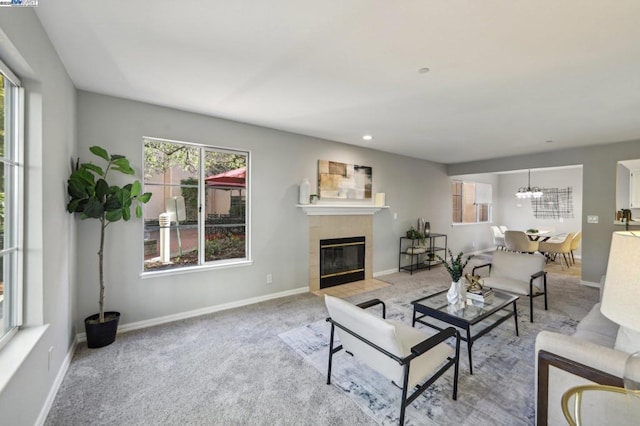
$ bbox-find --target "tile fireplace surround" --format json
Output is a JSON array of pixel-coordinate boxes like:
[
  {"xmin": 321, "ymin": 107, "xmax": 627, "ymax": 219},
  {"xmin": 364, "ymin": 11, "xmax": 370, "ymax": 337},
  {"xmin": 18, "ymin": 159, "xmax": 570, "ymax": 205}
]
[{"xmin": 308, "ymin": 215, "xmax": 373, "ymax": 291}]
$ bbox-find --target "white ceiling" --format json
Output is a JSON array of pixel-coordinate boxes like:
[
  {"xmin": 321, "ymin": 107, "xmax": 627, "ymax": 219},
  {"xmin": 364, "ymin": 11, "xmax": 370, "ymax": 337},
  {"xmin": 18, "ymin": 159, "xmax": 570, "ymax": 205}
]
[{"xmin": 35, "ymin": 1, "xmax": 640, "ymax": 164}]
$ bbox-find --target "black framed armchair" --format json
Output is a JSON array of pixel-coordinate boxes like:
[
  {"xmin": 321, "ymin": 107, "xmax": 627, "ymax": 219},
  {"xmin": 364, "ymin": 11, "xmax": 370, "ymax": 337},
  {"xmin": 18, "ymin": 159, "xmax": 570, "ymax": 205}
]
[{"xmin": 324, "ymin": 295, "xmax": 460, "ymax": 425}]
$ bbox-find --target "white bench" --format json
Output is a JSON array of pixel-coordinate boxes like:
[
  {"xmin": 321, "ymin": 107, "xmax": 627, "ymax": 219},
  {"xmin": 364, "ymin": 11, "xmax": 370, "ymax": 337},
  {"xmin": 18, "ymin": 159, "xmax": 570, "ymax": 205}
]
[
  {"xmin": 324, "ymin": 295, "xmax": 460, "ymax": 425},
  {"xmin": 472, "ymin": 250, "xmax": 547, "ymax": 322}
]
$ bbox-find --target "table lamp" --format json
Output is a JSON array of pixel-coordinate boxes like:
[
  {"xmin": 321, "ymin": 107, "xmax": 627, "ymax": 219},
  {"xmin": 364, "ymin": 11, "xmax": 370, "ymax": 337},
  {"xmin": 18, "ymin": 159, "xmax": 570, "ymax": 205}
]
[{"xmin": 600, "ymin": 231, "xmax": 640, "ymax": 339}]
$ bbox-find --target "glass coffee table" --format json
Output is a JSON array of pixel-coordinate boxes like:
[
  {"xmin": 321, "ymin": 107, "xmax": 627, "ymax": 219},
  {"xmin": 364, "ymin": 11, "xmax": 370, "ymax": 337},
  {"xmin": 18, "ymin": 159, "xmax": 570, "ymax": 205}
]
[{"xmin": 411, "ymin": 289, "xmax": 519, "ymax": 375}]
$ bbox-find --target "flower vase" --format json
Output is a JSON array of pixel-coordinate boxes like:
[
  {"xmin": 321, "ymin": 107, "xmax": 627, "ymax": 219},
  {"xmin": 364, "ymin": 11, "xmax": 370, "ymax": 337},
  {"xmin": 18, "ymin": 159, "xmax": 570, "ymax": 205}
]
[
  {"xmin": 299, "ymin": 178, "xmax": 310, "ymax": 205},
  {"xmin": 447, "ymin": 280, "xmax": 461, "ymax": 305},
  {"xmin": 458, "ymin": 280, "xmax": 467, "ymax": 305}
]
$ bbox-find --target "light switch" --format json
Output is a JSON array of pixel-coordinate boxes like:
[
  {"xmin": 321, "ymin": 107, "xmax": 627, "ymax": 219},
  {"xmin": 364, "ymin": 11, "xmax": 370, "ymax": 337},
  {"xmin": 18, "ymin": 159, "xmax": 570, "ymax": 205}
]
[{"xmin": 587, "ymin": 215, "xmax": 599, "ymax": 224}]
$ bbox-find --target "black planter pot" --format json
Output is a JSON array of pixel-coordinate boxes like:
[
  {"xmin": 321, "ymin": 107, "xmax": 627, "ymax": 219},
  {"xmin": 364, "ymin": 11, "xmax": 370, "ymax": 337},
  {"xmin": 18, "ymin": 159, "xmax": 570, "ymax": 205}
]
[{"xmin": 84, "ymin": 311, "xmax": 120, "ymax": 348}]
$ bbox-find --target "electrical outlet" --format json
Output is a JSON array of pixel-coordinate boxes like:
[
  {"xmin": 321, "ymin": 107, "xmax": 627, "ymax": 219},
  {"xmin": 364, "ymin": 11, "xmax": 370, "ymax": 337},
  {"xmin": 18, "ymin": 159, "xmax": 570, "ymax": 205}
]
[
  {"xmin": 393, "ymin": 212, "xmax": 398, "ymax": 220},
  {"xmin": 587, "ymin": 215, "xmax": 599, "ymax": 224},
  {"xmin": 266, "ymin": 274, "xmax": 272, "ymax": 284},
  {"xmin": 48, "ymin": 346, "xmax": 54, "ymax": 371}
]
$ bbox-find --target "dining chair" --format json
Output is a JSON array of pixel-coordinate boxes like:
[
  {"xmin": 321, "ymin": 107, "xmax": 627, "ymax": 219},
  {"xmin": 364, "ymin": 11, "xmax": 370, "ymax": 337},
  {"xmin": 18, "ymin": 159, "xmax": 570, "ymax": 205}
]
[
  {"xmin": 499, "ymin": 225, "xmax": 508, "ymax": 234},
  {"xmin": 490, "ymin": 226, "xmax": 506, "ymax": 250},
  {"xmin": 504, "ymin": 230, "xmax": 539, "ymax": 253},
  {"xmin": 538, "ymin": 232, "xmax": 575, "ymax": 269},
  {"xmin": 569, "ymin": 231, "xmax": 582, "ymax": 265}
]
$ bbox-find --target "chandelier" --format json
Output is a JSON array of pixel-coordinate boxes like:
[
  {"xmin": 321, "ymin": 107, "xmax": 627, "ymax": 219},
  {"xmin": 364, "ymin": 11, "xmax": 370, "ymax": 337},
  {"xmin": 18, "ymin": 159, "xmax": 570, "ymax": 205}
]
[{"xmin": 515, "ymin": 169, "xmax": 543, "ymax": 199}]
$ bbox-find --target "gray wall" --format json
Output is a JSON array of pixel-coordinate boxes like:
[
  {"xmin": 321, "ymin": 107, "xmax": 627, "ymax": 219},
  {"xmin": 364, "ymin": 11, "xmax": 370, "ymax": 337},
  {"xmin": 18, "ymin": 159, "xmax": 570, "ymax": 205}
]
[
  {"xmin": 0, "ymin": 10, "xmax": 77, "ymax": 425},
  {"xmin": 447, "ymin": 140, "xmax": 640, "ymax": 284},
  {"xmin": 75, "ymin": 91, "xmax": 455, "ymax": 329}
]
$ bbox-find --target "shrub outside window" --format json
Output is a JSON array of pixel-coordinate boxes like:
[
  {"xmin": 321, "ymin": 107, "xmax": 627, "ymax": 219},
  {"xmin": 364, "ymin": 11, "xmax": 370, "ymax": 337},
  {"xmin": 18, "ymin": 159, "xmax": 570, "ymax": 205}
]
[{"xmin": 143, "ymin": 138, "xmax": 249, "ymax": 272}]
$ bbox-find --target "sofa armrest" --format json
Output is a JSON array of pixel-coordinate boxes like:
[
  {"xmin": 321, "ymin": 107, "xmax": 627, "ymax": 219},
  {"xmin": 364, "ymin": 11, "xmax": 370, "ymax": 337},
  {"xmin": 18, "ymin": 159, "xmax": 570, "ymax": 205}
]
[
  {"xmin": 535, "ymin": 331, "xmax": 627, "ymax": 426},
  {"xmin": 356, "ymin": 298, "xmax": 386, "ymax": 318},
  {"xmin": 472, "ymin": 263, "xmax": 492, "ymax": 276},
  {"xmin": 531, "ymin": 270, "xmax": 546, "ymax": 280},
  {"xmin": 411, "ymin": 326, "xmax": 458, "ymax": 357},
  {"xmin": 535, "ymin": 331, "xmax": 628, "ymax": 378}
]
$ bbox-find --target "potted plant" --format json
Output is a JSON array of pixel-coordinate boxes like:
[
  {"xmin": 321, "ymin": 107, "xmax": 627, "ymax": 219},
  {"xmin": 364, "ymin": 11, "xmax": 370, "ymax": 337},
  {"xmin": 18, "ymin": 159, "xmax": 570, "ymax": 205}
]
[
  {"xmin": 67, "ymin": 146, "xmax": 152, "ymax": 348},
  {"xmin": 437, "ymin": 249, "xmax": 472, "ymax": 305},
  {"xmin": 405, "ymin": 226, "xmax": 426, "ymax": 246}
]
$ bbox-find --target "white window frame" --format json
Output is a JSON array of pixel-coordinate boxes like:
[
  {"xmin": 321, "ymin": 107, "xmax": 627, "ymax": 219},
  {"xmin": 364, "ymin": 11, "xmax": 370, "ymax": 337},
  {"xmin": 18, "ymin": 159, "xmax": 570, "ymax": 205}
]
[
  {"xmin": 141, "ymin": 137, "xmax": 251, "ymax": 277},
  {"xmin": 452, "ymin": 180, "xmax": 492, "ymax": 225},
  {"xmin": 0, "ymin": 58, "xmax": 24, "ymax": 351}
]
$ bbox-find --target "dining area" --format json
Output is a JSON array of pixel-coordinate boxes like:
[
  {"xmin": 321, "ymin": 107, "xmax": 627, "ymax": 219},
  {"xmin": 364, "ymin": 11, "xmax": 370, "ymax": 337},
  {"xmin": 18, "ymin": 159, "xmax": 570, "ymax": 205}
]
[{"xmin": 490, "ymin": 225, "xmax": 582, "ymax": 270}]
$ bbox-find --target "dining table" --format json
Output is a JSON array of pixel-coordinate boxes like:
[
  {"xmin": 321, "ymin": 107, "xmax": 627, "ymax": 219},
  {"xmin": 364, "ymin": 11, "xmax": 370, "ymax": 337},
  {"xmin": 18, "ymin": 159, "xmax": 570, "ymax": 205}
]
[{"xmin": 525, "ymin": 230, "xmax": 556, "ymax": 242}]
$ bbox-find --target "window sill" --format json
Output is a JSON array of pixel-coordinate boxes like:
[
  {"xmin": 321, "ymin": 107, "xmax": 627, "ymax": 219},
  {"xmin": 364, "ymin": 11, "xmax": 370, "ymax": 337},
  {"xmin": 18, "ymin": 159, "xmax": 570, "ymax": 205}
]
[
  {"xmin": 451, "ymin": 222, "xmax": 491, "ymax": 227},
  {"xmin": 0, "ymin": 325, "xmax": 49, "ymax": 393},
  {"xmin": 140, "ymin": 259, "xmax": 253, "ymax": 279}
]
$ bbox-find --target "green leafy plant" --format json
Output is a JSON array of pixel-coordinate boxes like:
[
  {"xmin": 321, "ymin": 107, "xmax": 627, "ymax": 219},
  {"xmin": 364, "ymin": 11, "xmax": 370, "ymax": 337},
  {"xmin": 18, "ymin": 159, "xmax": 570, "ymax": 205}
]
[
  {"xmin": 406, "ymin": 227, "xmax": 425, "ymax": 244},
  {"xmin": 526, "ymin": 228, "xmax": 539, "ymax": 234},
  {"xmin": 67, "ymin": 146, "xmax": 152, "ymax": 323},
  {"xmin": 437, "ymin": 249, "xmax": 472, "ymax": 282}
]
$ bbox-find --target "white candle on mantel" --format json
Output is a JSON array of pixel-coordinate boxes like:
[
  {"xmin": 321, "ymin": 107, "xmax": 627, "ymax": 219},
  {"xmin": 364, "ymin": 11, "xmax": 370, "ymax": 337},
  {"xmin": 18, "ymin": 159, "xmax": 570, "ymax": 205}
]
[{"xmin": 375, "ymin": 193, "xmax": 386, "ymax": 207}]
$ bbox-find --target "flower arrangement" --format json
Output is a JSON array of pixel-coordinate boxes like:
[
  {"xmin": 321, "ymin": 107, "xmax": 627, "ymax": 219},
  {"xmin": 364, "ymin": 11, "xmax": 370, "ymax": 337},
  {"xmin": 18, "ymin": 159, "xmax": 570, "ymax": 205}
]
[{"xmin": 437, "ymin": 249, "xmax": 472, "ymax": 282}]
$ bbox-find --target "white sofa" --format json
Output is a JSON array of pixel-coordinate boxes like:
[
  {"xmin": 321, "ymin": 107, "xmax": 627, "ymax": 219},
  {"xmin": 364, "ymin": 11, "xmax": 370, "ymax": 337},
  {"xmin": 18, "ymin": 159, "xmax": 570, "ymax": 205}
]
[{"xmin": 535, "ymin": 294, "xmax": 630, "ymax": 425}]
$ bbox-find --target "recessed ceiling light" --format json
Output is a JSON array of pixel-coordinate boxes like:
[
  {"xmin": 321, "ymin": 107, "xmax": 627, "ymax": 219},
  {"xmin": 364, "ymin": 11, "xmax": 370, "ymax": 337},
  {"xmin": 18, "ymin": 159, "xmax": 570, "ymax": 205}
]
[
  {"xmin": 362, "ymin": 135, "xmax": 373, "ymax": 141},
  {"xmin": 418, "ymin": 67, "xmax": 430, "ymax": 74}
]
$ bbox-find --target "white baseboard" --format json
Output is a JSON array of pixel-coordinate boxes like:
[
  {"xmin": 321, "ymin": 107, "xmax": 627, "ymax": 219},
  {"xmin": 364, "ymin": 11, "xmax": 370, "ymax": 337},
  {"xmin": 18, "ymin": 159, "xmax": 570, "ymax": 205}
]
[
  {"xmin": 373, "ymin": 268, "xmax": 398, "ymax": 277},
  {"xmin": 76, "ymin": 286, "xmax": 310, "ymax": 342},
  {"xmin": 580, "ymin": 280, "xmax": 601, "ymax": 288},
  {"xmin": 36, "ymin": 335, "xmax": 78, "ymax": 426}
]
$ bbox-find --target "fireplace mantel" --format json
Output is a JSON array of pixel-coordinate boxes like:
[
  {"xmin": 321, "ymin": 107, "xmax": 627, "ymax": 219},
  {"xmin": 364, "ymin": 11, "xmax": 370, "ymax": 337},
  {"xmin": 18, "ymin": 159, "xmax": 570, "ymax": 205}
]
[{"xmin": 297, "ymin": 204, "xmax": 388, "ymax": 216}]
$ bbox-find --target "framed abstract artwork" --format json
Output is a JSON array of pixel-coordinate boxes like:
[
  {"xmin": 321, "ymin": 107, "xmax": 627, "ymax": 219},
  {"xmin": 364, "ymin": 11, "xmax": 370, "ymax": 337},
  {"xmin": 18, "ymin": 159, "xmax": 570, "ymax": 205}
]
[
  {"xmin": 531, "ymin": 187, "xmax": 574, "ymax": 219},
  {"xmin": 318, "ymin": 160, "xmax": 372, "ymax": 200}
]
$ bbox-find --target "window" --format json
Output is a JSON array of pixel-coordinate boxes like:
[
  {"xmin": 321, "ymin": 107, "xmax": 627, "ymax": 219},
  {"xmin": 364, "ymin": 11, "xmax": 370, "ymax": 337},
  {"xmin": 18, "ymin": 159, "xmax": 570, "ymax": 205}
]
[
  {"xmin": 0, "ymin": 61, "xmax": 23, "ymax": 348},
  {"xmin": 452, "ymin": 180, "xmax": 492, "ymax": 224},
  {"xmin": 143, "ymin": 138, "xmax": 249, "ymax": 272}
]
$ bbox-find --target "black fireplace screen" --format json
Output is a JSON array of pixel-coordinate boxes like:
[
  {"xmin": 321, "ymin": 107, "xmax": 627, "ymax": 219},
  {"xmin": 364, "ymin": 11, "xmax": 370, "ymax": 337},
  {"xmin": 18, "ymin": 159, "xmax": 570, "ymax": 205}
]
[{"xmin": 319, "ymin": 236, "xmax": 365, "ymax": 288}]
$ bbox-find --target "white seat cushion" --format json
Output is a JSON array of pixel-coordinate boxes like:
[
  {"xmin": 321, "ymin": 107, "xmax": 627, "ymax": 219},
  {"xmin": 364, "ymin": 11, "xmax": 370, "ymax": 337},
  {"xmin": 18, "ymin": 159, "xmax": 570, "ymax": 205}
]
[
  {"xmin": 482, "ymin": 276, "xmax": 541, "ymax": 296},
  {"xmin": 325, "ymin": 295, "xmax": 452, "ymax": 388},
  {"xmin": 614, "ymin": 326, "xmax": 640, "ymax": 354},
  {"xmin": 573, "ymin": 303, "xmax": 618, "ymax": 348},
  {"xmin": 388, "ymin": 320, "xmax": 453, "ymax": 388}
]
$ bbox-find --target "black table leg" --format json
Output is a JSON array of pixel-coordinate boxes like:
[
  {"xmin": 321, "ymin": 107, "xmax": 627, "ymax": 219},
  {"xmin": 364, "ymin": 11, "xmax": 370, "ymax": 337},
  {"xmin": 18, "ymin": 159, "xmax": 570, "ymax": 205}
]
[
  {"xmin": 513, "ymin": 301, "xmax": 519, "ymax": 336},
  {"xmin": 466, "ymin": 325, "xmax": 473, "ymax": 375}
]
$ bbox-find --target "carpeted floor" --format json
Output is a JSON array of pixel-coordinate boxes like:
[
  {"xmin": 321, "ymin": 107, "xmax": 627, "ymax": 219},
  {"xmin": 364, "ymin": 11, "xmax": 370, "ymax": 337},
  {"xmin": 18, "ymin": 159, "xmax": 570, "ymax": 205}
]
[{"xmin": 45, "ymin": 256, "xmax": 598, "ymax": 425}]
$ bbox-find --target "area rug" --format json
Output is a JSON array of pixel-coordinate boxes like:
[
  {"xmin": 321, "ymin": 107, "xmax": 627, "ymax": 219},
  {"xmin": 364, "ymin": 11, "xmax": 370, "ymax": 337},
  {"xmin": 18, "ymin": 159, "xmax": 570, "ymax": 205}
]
[{"xmin": 279, "ymin": 271, "xmax": 599, "ymax": 426}]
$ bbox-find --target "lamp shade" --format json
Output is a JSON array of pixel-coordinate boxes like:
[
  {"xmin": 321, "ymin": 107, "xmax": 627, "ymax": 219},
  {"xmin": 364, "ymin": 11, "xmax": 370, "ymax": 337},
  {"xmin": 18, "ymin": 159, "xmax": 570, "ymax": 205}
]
[{"xmin": 601, "ymin": 231, "xmax": 640, "ymax": 331}]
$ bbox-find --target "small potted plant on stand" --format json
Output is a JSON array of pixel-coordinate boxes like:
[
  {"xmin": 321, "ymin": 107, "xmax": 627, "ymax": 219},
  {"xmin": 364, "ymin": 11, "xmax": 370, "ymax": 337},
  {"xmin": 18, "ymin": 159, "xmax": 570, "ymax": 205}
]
[
  {"xmin": 67, "ymin": 146, "xmax": 152, "ymax": 348},
  {"xmin": 406, "ymin": 226, "xmax": 426, "ymax": 246},
  {"xmin": 437, "ymin": 249, "xmax": 472, "ymax": 306}
]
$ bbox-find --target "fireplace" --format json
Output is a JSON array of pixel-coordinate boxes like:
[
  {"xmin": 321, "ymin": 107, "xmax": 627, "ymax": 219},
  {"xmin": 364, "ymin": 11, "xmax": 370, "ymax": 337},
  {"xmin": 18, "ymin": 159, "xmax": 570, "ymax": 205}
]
[{"xmin": 319, "ymin": 236, "xmax": 365, "ymax": 288}]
